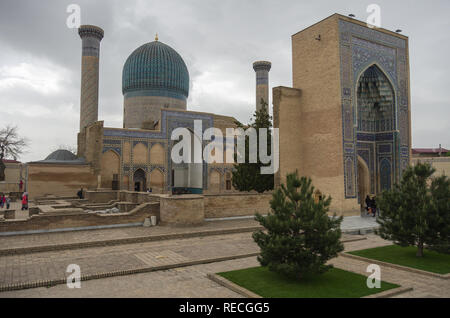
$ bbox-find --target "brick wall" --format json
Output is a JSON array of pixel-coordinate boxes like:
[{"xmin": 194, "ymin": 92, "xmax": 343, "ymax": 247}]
[{"xmin": 203, "ymin": 192, "xmax": 272, "ymax": 218}]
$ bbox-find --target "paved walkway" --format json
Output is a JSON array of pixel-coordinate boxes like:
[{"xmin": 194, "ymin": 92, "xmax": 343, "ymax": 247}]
[
  {"xmin": 0, "ymin": 230, "xmax": 360, "ymax": 288},
  {"xmin": 0, "ymin": 215, "xmax": 378, "ymax": 251},
  {"xmin": 1, "ymin": 234, "xmax": 448, "ymax": 298},
  {"xmin": 340, "ymin": 215, "xmax": 378, "ymax": 232},
  {"xmin": 0, "ymin": 219, "xmax": 260, "ymax": 251}
]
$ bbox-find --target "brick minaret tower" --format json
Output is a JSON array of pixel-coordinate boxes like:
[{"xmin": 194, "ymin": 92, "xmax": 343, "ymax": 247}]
[
  {"xmin": 78, "ymin": 25, "xmax": 104, "ymax": 131},
  {"xmin": 253, "ymin": 61, "xmax": 271, "ymax": 112}
]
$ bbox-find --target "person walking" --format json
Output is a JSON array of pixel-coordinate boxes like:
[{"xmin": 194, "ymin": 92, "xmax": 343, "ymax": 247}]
[
  {"xmin": 0, "ymin": 194, "xmax": 4, "ymax": 208},
  {"xmin": 372, "ymin": 196, "xmax": 377, "ymax": 217},
  {"xmin": 77, "ymin": 187, "xmax": 84, "ymax": 199},
  {"xmin": 6, "ymin": 196, "xmax": 10, "ymax": 210},
  {"xmin": 21, "ymin": 193, "xmax": 28, "ymax": 210},
  {"xmin": 364, "ymin": 195, "xmax": 371, "ymax": 215}
]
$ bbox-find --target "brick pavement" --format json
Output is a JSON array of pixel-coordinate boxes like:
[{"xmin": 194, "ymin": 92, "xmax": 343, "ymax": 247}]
[
  {"xmin": 0, "ymin": 258, "xmax": 253, "ymax": 298},
  {"xmin": 0, "ymin": 227, "xmax": 448, "ymax": 298},
  {"xmin": 0, "ymin": 232, "xmax": 259, "ymax": 287},
  {"xmin": 2, "ymin": 235, "xmax": 449, "ymax": 298},
  {"xmin": 0, "ymin": 216, "xmax": 378, "ymax": 252},
  {"xmin": 0, "ymin": 230, "xmax": 361, "ymax": 290},
  {"xmin": 0, "ymin": 219, "xmax": 260, "ymax": 251}
]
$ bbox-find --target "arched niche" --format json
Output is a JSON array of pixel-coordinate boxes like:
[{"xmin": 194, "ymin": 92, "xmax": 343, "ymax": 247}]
[{"xmin": 100, "ymin": 150, "xmax": 120, "ymax": 189}]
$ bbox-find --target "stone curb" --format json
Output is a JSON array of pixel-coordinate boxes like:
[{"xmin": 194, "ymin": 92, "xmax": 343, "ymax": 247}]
[
  {"xmin": 362, "ymin": 286, "xmax": 414, "ymax": 298},
  {"xmin": 207, "ymin": 272, "xmax": 411, "ymax": 298},
  {"xmin": 0, "ymin": 252, "xmax": 261, "ymax": 293},
  {"xmin": 342, "ymin": 227, "xmax": 378, "ymax": 235},
  {"xmin": 340, "ymin": 252, "xmax": 450, "ymax": 280},
  {"xmin": 207, "ymin": 273, "xmax": 262, "ymax": 298},
  {"xmin": 0, "ymin": 226, "xmax": 264, "ymax": 256}
]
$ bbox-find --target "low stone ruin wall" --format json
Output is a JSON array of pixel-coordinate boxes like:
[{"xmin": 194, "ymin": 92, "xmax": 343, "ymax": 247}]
[
  {"xmin": 85, "ymin": 190, "xmax": 118, "ymax": 203},
  {"xmin": 203, "ymin": 192, "xmax": 272, "ymax": 218},
  {"xmin": 86, "ymin": 190, "xmax": 273, "ymax": 221},
  {"xmin": 0, "ymin": 202, "xmax": 159, "ymax": 234}
]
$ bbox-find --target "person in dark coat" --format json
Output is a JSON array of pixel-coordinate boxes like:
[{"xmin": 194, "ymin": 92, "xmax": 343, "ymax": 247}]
[
  {"xmin": 371, "ymin": 196, "xmax": 377, "ymax": 217},
  {"xmin": 365, "ymin": 195, "xmax": 371, "ymax": 214},
  {"xmin": 77, "ymin": 187, "xmax": 84, "ymax": 199}
]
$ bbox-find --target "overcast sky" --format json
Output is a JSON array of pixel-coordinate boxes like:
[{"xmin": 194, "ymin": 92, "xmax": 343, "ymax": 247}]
[{"xmin": 0, "ymin": 0, "xmax": 449, "ymax": 162}]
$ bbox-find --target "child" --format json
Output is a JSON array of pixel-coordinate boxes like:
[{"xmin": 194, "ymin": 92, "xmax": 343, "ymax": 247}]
[{"xmin": 21, "ymin": 194, "xmax": 28, "ymax": 210}]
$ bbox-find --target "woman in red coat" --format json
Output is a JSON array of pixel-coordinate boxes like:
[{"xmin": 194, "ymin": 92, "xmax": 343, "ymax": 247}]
[{"xmin": 21, "ymin": 194, "xmax": 28, "ymax": 210}]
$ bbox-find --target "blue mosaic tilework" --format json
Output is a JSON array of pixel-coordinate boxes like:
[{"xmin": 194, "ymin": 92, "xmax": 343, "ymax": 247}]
[
  {"xmin": 124, "ymin": 89, "xmax": 187, "ymax": 101},
  {"xmin": 380, "ymin": 158, "xmax": 392, "ymax": 191},
  {"xmin": 102, "ymin": 147, "xmax": 121, "ymax": 155},
  {"xmin": 122, "ymin": 41, "xmax": 189, "ymax": 98},
  {"xmin": 339, "ymin": 19, "xmax": 410, "ymax": 198},
  {"xmin": 103, "ymin": 139, "xmax": 122, "ymax": 145},
  {"xmin": 378, "ymin": 144, "xmax": 392, "ymax": 154}
]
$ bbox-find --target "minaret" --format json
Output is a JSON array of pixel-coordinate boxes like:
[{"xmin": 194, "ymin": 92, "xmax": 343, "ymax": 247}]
[
  {"xmin": 78, "ymin": 25, "xmax": 104, "ymax": 131},
  {"xmin": 253, "ymin": 61, "xmax": 271, "ymax": 112}
]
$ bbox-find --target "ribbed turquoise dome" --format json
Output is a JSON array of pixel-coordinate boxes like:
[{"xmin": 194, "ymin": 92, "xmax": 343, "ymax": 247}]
[{"xmin": 122, "ymin": 40, "xmax": 189, "ymax": 99}]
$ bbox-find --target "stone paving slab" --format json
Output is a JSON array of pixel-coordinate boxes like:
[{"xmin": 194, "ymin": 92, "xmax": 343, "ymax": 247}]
[
  {"xmin": 340, "ymin": 215, "xmax": 378, "ymax": 233},
  {"xmin": 0, "ymin": 216, "xmax": 378, "ymax": 256},
  {"xmin": 0, "ymin": 232, "xmax": 259, "ymax": 288},
  {"xmin": 0, "ymin": 234, "xmax": 448, "ymax": 298},
  {"xmin": 0, "ymin": 219, "xmax": 260, "ymax": 252},
  {"xmin": 0, "ymin": 231, "xmax": 362, "ymax": 290},
  {"xmin": 0, "ymin": 258, "xmax": 251, "ymax": 298}
]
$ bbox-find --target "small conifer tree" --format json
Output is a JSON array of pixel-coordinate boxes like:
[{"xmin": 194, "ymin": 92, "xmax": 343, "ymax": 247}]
[
  {"xmin": 253, "ymin": 171, "xmax": 344, "ymax": 279},
  {"xmin": 232, "ymin": 98, "xmax": 274, "ymax": 193},
  {"xmin": 376, "ymin": 162, "xmax": 450, "ymax": 257}
]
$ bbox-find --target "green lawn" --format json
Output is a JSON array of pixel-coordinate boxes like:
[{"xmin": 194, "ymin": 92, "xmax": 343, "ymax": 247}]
[
  {"xmin": 217, "ymin": 266, "xmax": 399, "ymax": 298},
  {"xmin": 348, "ymin": 245, "xmax": 450, "ymax": 274}
]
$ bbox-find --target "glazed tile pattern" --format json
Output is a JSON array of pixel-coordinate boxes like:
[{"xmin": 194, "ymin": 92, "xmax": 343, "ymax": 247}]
[
  {"xmin": 102, "ymin": 109, "xmax": 216, "ymax": 191},
  {"xmin": 339, "ymin": 20, "xmax": 410, "ymax": 198},
  {"xmin": 122, "ymin": 41, "xmax": 189, "ymax": 100}
]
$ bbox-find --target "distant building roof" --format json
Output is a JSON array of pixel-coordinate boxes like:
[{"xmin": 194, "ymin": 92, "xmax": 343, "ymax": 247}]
[
  {"xmin": 2, "ymin": 159, "xmax": 21, "ymax": 163},
  {"xmin": 412, "ymin": 148, "xmax": 449, "ymax": 154},
  {"xmin": 45, "ymin": 149, "xmax": 77, "ymax": 161},
  {"xmin": 29, "ymin": 149, "xmax": 86, "ymax": 165}
]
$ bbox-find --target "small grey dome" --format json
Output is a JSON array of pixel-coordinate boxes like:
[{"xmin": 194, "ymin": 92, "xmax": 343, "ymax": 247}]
[{"xmin": 45, "ymin": 149, "xmax": 77, "ymax": 161}]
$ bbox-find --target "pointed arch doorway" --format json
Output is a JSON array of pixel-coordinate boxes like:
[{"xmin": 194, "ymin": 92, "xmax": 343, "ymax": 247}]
[{"xmin": 134, "ymin": 168, "xmax": 146, "ymax": 192}]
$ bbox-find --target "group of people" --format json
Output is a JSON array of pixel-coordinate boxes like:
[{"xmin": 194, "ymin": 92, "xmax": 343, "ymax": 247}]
[
  {"xmin": 365, "ymin": 195, "xmax": 377, "ymax": 217},
  {"xmin": 0, "ymin": 192, "xmax": 28, "ymax": 210},
  {"xmin": 0, "ymin": 194, "xmax": 11, "ymax": 210}
]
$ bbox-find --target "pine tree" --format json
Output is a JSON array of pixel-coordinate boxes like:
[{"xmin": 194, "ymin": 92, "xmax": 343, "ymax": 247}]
[
  {"xmin": 232, "ymin": 98, "xmax": 274, "ymax": 193},
  {"xmin": 252, "ymin": 171, "xmax": 344, "ymax": 279},
  {"xmin": 376, "ymin": 162, "xmax": 450, "ymax": 257}
]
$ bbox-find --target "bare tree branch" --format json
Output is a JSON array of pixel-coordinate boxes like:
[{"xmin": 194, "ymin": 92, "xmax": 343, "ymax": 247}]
[
  {"xmin": 51, "ymin": 144, "xmax": 77, "ymax": 155},
  {"xmin": 0, "ymin": 124, "xmax": 29, "ymax": 162}
]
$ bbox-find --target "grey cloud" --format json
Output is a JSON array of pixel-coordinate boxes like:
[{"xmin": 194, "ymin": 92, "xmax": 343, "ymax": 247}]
[{"xmin": 0, "ymin": 0, "xmax": 449, "ymax": 162}]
